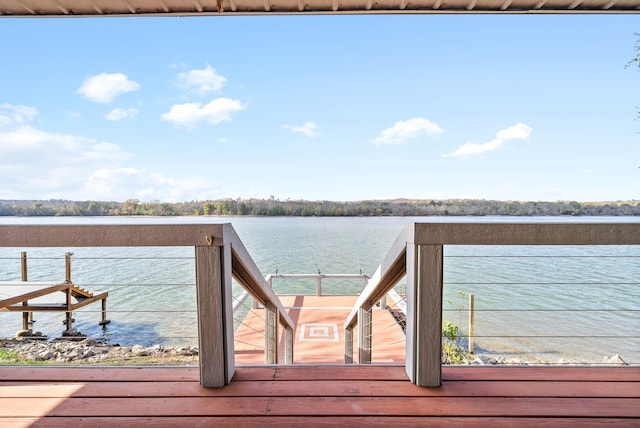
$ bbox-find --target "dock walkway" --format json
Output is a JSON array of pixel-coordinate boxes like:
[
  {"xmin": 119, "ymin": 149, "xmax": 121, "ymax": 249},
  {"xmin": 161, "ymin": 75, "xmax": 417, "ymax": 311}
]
[{"xmin": 234, "ymin": 295, "xmax": 406, "ymax": 364}]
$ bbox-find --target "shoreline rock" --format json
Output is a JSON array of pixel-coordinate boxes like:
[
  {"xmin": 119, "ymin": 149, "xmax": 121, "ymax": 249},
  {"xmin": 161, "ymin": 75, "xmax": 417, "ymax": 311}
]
[
  {"xmin": 0, "ymin": 338, "xmax": 199, "ymax": 365},
  {"xmin": 0, "ymin": 337, "xmax": 632, "ymax": 366}
]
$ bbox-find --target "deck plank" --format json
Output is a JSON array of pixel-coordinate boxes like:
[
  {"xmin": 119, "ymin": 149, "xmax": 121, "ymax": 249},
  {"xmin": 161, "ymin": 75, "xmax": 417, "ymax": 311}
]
[
  {"xmin": 0, "ymin": 367, "xmax": 200, "ymax": 382},
  {"xmin": 1, "ymin": 417, "xmax": 634, "ymax": 428},
  {"xmin": 1, "ymin": 379, "xmax": 637, "ymax": 398},
  {"xmin": 0, "ymin": 397, "xmax": 637, "ymax": 418},
  {"xmin": 0, "ymin": 365, "xmax": 638, "ymax": 425}
]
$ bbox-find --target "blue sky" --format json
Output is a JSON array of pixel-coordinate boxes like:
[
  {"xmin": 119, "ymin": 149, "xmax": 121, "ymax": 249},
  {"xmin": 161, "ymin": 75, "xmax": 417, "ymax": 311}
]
[{"xmin": 1, "ymin": 14, "xmax": 639, "ymax": 203}]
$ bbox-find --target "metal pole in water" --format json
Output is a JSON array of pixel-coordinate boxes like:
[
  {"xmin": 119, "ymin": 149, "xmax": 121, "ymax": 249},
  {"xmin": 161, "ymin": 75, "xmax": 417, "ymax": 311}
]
[
  {"xmin": 21, "ymin": 251, "xmax": 27, "ymax": 281},
  {"xmin": 468, "ymin": 293, "xmax": 475, "ymax": 354},
  {"xmin": 65, "ymin": 252, "xmax": 72, "ymax": 283},
  {"xmin": 21, "ymin": 252, "xmax": 30, "ymax": 331}
]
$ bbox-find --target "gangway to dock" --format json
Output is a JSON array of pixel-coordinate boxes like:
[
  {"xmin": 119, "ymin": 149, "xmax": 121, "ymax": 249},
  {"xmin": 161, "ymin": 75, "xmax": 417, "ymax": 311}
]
[{"xmin": 234, "ymin": 294, "xmax": 406, "ymax": 365}]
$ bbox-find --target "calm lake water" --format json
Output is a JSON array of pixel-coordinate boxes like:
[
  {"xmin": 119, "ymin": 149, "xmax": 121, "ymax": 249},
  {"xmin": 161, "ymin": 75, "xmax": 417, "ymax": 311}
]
[{"xmin": 0, "ymin": 216, "xmax": 638, "ymax": 364}]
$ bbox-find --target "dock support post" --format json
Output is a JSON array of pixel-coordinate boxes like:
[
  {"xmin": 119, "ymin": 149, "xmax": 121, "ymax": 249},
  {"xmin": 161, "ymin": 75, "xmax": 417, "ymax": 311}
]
[
  {"xmin": 21, "ymin": 252, "xmax": 32, "ymax": 331},
  {"xmin": 63, "ymin": 286, "xmax": 74, "ymax": 335},
  {"xmin": 195, "ymin": 243, "xmax": 235, "ymax": 387},
  {"xmin": 65, "ymin": 252, "xmax": 72, "ymax": 283},
  {"xmin": 99, "ymin": 298, "xmax": 110, "ymax": 326},
  {"xmin": 405, "ymin": 244, "xmax": 443, "ymax": 387},
  {"xmin": 358, "ymin": 306, "xmax": 372, "ymax": 364},
  {"xmin": 468, "ymin": 293, "xmax": 475, "ymax": 354}
]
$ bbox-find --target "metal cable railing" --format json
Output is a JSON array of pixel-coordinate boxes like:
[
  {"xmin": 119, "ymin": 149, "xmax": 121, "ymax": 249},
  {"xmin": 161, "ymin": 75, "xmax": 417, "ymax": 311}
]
[
  {"xmin": 362, "ymin": 249, "xmax": 640, "ymax": 366},
  {"xmin": 346, "ymin": 222, "xmax": 640, "ymax": 387},
  {"xmin": 1, "ymin": 222, "xmax": 638, "ymax": 389},
  {"xmin": 0, "ymin": 249, "xmax": 205, "ymax": 367},
  {"xmin": 0, "ymin": 249, "xmax": 205, "ymax": 362},
  {"xmin": 231, "ymin": 290, "xmax": 267, "ymax": 364},
  {"xmin": 439, "ymin": 248, "xmax": 640, "ymax": 366}
]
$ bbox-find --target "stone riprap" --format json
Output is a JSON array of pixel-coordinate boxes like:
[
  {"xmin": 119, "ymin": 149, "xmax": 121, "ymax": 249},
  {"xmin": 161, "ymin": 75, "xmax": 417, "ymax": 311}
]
[{"xmin": 0, "ymin": 338, "xmax": 199, "ymax": 365}]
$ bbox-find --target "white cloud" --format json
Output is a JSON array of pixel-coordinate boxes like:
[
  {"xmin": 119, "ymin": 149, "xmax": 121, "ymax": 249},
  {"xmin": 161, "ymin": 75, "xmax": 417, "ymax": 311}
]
[
  {"xmin": 373, "ymin": 118, "xmax": 444, "ymax": 145},
  {"xmin": 82, "ymin": 169, "xmax": 221, "ymax": 202},
  {"xmin": 0, "ymin": 103, "xmax": 38, "ymax": 127},
  {"xmin": 445, "ymin": 123, "xmax": 533, "ymax": 159},
  {"xmin": 77, "ymin": 72, "xmax": 141, "ymax": 103},
  {"xmin": 82, "ymin": 142, "xmax": 132, "ymax": 162},
  {"xmin": 0, "ymin": 125, "xmax": 84, "ymax": 153},
  {"xmin": 177, "ymin": 64, "xmax": 226, "ymax": 96},
  {"xmin": 161, "ymin": 98, "xmax": 245, "ymax": 129},
  {"xmin": 105, "ymin": 107, "xmax": 138, "ymax": 121},
  {"xmin": 0, "ymin": 104, "xmax": 222, "ymax": 201},
  {"xmin": 283, "ymin": 121, "xmax": 318, "ymax": 138}
]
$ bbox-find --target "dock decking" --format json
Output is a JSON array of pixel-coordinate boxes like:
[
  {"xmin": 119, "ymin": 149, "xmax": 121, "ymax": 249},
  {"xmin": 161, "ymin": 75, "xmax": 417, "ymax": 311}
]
[
  {"xmin": 234, "ymin": 295, "xmax": 406, "ymax": 364},
  {"xmin": 1, "ymin": 365, "xmax": 638, "ymax": 427}
]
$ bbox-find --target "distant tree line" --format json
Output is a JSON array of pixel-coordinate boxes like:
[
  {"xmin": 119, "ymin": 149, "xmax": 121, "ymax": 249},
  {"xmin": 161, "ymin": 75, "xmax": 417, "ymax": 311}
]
[{"xmin": 1, "ymin": 198, "xmax": 639, "ymax": 217}]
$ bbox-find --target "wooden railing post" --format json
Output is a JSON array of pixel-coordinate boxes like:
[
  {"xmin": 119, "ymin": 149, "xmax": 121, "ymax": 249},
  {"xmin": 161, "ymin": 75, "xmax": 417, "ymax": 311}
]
[
  {"xmin": 405, "ymin": 243, "xmax": 443, "ymax": 387},
  {"xmin": 195, "ymin": 242, "xmax": 235, "ymax": 387},
  {"xmin": 265, "ymin": 301, "xmax": 279, "ymax": 364},
  {"xmin": 344, "ymin": 326, "xmax": 354, "ymax": 364},
  {"xmin": 358, "ymin": 306, "xmax": 372, "ymax": 364},
  {"xmin": 285, "ymin": 325, "xmax": 294, "ymax": 364}
]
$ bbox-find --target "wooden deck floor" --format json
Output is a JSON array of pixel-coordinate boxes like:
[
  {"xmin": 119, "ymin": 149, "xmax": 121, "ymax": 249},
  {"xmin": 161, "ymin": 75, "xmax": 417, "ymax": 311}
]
[
  {"xmin": 0, "ymin": 365, "xmax": 638, "ymax": 426},
  {"xmin": 234, "ymin": 295, "xmax": 406, "ymax": 364}
]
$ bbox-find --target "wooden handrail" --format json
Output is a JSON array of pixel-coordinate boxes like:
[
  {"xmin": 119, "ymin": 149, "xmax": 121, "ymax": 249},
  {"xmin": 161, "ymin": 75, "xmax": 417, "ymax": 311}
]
[
  {"xmin": 0, "ymin": 223, "xmax": 294, "ymax": 386},
  {"xmin": 345, "ymin": 221, "xmax": 640, "ymax": 388},
  {"xmin": 223, "ymin": 225, "xmax": 295, "ymax": 365},
  {"xmin": 343, "ymin": 222, "xmax": 412, "ymax": 330},
  {"xmin": 343, "ymin": 223, "xmax": 411, "ymax": 365},
  {"xmin": 224, "ymin": 225, "xmax": 295, "ymax": 330}
]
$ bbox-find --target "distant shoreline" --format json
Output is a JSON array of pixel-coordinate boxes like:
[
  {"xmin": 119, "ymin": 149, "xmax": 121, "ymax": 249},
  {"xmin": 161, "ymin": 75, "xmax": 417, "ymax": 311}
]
[{"xmin": 1, "ymin": 198, "xmax": 638, "ymax": 217}]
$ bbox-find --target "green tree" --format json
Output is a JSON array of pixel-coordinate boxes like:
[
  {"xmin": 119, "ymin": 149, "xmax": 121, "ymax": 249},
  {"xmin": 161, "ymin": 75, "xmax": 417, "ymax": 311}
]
[{"xmin": 627, "ymin": 33, "xmax": 640, "ymax": 119}]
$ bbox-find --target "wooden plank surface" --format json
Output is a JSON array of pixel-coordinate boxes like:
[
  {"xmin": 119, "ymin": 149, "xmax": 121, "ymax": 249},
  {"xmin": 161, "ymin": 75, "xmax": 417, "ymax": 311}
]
[
  {"xmin": 0, "ymin": 365, "xmax": 638, "ymax": 425},
  {"xmin": 234, "ymin": 295, "xmax": 406, "ymax": 365},
  {"xmin": 1, "ymin": 380, "xmax": 638, "ymax": 398},
  {"xmin": 1, "ymin": 417, "xmax": 635, "ymax": 428},
  {"xmin": 1, "ymin": 396, "xmax": 638, "ymax": 418}
]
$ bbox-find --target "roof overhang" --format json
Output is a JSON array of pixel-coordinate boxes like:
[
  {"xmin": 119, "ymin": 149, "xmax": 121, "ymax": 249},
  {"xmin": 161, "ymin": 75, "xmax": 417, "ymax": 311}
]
[{"xmin": 1, "ymin": 0, "xmax": 639, "ymax": 16}]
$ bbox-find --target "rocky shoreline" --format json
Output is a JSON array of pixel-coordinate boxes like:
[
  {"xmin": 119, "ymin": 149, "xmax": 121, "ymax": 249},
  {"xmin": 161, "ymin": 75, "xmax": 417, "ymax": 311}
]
[
  {"xmin": 0, "ymin": 338, "xmax": 199, "ymax": 365},
  {"xmin": 0, "ymin": 337, "xmax": 630, "ymax": 366}
]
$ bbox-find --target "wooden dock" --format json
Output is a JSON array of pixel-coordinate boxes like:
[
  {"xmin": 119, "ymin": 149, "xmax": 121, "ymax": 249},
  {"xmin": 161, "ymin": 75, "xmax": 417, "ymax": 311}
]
[
  {"xmin": 234, "ymin": 295, "xmax": 406, "ymax": 365},
  {"xmin": 1, "ymin": 365, "xmax": 638, "ymax": 426},
  {"xmin": 0, "ymin": 281, "xmax": 109, "ymax": 336}
]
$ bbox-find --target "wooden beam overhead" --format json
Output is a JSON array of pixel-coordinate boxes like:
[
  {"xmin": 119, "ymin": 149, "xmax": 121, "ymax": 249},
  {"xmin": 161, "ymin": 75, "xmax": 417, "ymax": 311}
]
[{"xmin": 1, "ymin": 0, "xmax": 639, "ymax": 15}]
